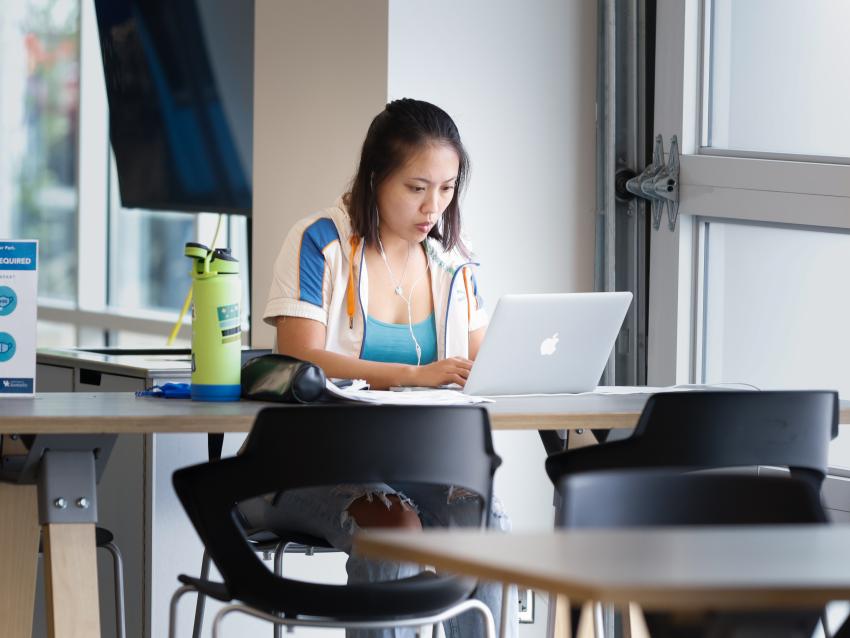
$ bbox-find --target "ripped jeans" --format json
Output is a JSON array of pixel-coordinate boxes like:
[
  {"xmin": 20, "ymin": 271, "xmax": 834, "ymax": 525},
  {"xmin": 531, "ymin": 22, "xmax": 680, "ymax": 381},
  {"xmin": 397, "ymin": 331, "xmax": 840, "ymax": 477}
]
[{"xmin": 242, "ymin": 483, "xmax": 519, "ymax": 638}]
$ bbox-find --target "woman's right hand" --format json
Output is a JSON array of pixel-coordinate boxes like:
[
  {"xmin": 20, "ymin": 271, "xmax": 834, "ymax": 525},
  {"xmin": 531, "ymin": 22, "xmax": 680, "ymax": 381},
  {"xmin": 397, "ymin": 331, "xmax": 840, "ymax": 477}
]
[{"xmin": 411, "ymin": 357, "xmax": 474, "ymax": 388}]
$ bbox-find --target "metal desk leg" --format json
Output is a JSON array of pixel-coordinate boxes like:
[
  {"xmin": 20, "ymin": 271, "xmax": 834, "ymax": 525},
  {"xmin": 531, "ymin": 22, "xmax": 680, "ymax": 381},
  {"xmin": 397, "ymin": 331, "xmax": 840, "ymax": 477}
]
[
  {"xmin": 0, "ymin": 482, "xmax": 40, "ymax": 638},
  {"xmin": 538, "ymin": 429, "xmax": 569, "ymax": 456},
  {"xmin": 38, "ymin": 450, "xmax": 102, "ymax": 638}
]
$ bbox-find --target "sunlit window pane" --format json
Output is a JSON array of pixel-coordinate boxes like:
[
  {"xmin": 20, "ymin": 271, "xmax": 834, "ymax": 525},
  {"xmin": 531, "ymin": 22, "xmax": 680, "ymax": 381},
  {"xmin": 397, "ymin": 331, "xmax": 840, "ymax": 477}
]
[
  {"xmin": 703, "ymin": 221, "xmax": 850, "ymax": 397},
  {"xmin": 109, "ymin": 211, "xmax": 195, "ymax": 314},
  {"xmin": 1, "ymin": 0, "xmax": 79, "ymax": 300},
  {"xmin": 36, "ymin": 319, "xmax": 76, "ymax": 348},
  {"xmin": 107, "ymin": 154, "xmax": 250, "ymax": 335},
  {"xmin": 706, "ymin": 0, "xmax": 850, "ymax": 158},
  {"xmin": 108, "ymin": 330, "xmax": 190, "ymax": 349}
]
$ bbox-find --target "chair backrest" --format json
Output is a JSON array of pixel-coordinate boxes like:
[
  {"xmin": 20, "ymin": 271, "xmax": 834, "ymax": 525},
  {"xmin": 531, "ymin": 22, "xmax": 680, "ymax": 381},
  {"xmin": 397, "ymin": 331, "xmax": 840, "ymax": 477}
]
[
  {"xmin": 239, "ymin": 404, "xmax": 500, "ymax": 493},
  {"xmin": 557, "ymin": 469, "xmax": 828, "ymax": 528},
  {"xmin": 172, "ymin": 405, "xmax": 500, "ymax": 616},
  {"xmin": 546, "ymin": 390, "xmax": 838, "ymax": 489},
  {"xmin": 557, "ymin": 469, "xmax": 828, "ymax": 637}
]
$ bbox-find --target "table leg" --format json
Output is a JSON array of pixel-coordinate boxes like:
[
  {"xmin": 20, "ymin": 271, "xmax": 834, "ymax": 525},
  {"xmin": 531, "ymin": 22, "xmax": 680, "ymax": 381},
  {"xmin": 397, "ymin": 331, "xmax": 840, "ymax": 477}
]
[
  {"xmin": 549, "ymin": 594, "xmax": 572, "ymax": 637},
  {"xmin": 0, "ymin": 483, "xmax": 40, "ymax": 638},
  {"xmin": 43, "ymin": 523, "xmax": 101, "ymax": 638},
  {"xmin": 548, "ymin": 429, "xmax": 600, "ymax": 638},
  {"xmin": 624, "ymin": 603, "xmax": 650, "ymax": 638}
]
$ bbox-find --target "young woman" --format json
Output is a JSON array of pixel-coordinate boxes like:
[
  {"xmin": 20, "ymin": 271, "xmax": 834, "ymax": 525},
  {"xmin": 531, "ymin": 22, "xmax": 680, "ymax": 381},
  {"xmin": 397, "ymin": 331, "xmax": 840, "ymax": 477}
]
[{"xmin": 258, "ymin": 98, "xmax": 517, "ymax": 638}]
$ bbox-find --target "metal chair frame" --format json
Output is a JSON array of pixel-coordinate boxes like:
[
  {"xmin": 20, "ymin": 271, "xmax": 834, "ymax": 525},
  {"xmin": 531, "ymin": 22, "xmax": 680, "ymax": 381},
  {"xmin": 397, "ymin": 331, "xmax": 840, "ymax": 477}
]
[
  {"xmin": 171, "ymin": 584, "xmax": 495, "ymax": 638},
  {"xmin": 99, "ymin": 538, "xmax": 127, "ymax": 638},
  {"xmin": 191, "ymin": 538, "xmax": 338, "ymax": 638}
]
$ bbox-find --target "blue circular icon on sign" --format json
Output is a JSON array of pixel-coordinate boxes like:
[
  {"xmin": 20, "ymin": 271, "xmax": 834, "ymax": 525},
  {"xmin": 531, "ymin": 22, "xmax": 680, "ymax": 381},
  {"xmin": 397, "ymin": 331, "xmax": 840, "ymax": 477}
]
[
  {"xmin": 0, "ymin": 332, "xmax": 15, "ymax": 362},
  {"xmin": 0, "ymin": 286, "xmax": 16, "ymax": 316}
]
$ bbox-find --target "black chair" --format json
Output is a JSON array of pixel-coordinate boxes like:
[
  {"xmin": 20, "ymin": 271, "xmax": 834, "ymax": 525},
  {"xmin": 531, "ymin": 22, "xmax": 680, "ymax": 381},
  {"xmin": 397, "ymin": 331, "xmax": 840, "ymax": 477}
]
[
  {"xmin": 559, "ymin": 469, "xmax": 828, "ymax": 528},
  {"xmin": 545, "ymin": 390, "xmax": 838, "ymax": 638},
  {"xmin": 545, "ymin": 390, "xmax": 839, "ymax": 492},
  {"xmin": 557, "ymin": 469, "xmax": 829, "ymax": 638},
  {"xmin": 168, "ymin": 404, "xmax": 502, "ymax": 638}
]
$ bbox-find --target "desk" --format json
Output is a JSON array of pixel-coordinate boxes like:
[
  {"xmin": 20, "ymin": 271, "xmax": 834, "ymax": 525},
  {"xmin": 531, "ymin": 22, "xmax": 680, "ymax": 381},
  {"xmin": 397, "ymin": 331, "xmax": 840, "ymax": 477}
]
[
  {"xmin": 0, "ymin": 391, "xmax": 648, "ymax": 638},
  {"xmin": 3, "ymin": 392, "xmax": 849, "ymax": 638},
  {"xmin": 5, "ymin": 391, "xmax": 849, "ymax": 434},
  {"xmin": 355, "ymin": 525, "xmax": 850, "ymax": 611},
  {"xmin": 0, "ymin": 390, "xmax": 663, "ymax": 434}
]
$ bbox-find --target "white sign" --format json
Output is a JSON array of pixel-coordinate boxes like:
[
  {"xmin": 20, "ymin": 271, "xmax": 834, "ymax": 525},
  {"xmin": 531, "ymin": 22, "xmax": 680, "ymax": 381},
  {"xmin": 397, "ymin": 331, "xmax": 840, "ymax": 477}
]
[{"xmin": 0, "ymin": 240, "xmax": 37, "ymax": 396}]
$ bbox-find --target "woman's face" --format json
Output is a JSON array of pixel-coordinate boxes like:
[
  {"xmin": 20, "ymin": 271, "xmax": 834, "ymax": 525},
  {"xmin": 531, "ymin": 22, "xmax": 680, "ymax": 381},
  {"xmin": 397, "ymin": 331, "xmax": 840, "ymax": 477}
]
[{"xmin": 375, "ymin": 142, "xmax": 460, "ymax": 244}]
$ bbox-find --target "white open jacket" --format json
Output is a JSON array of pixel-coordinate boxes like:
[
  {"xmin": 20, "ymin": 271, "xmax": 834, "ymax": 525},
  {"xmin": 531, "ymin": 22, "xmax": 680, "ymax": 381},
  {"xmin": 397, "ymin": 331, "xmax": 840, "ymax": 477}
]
[{"xmin": 263, "ymin": 199, "xmax": 488, "ymax": 360}]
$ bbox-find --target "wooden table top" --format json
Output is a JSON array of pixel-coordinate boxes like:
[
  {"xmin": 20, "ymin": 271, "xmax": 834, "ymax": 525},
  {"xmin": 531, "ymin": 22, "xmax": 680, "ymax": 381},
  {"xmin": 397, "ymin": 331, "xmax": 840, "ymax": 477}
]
[
  {"xmin": 355, "ymin": 525, "xmax": 850, "ymax": 611},
  {"xmin": 0, "ymin": 391, "xmax": 657, "ymax": 434},
  {"xmin": 1, "ymin": 391, "xmax": 847, "ymax": 435}
]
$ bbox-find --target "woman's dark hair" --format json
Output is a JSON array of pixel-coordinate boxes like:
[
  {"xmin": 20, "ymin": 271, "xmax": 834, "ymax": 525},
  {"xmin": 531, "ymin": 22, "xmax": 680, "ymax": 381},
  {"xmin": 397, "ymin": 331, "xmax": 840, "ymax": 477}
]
[{"xmin": 346, "ymin": 98, "xmax": 470, "ymax": 255}]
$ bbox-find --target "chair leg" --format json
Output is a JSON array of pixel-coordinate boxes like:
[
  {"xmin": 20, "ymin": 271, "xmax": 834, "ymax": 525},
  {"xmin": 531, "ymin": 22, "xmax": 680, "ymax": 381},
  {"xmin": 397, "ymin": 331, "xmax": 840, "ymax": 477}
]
[
  {"xmin": 192, "ymin": 550, "xmax": 212, "ymax": 638},
  {"xmin": 169, "ymin": 585, "xmax": 197, "ymax": 638},
  {"xmin": 273, "ymin": 541, "xmax": 286, "ymax": 577},
  {"xmin": 593, "ymin": 601, "xmax": 605, "ymax": 638},
  {"xmin": 272, "ymin": 540, "xmax": 286, "ymax": 638},
  {"xmin": 101, "ymin": 541, "xmax": 127, "ymax": 638},
  {"xmin": 211, "ymin": 598, "xmax": 496, "ymax": 638}
]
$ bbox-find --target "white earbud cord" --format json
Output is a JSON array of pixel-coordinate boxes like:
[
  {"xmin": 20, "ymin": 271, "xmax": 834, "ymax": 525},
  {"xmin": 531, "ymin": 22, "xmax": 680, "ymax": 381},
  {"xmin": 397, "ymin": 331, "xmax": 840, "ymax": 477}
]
[{"xmin": 377, "ymin": 234, "xmax": 430, "ymax": 366}]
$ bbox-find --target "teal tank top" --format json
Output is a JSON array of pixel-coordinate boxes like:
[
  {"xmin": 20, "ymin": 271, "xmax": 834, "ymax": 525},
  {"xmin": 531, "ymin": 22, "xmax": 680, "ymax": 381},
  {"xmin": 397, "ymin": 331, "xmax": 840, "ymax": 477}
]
[{"xmin": 361, "ymin": 313, "xmax": 438, "ymax": 365}]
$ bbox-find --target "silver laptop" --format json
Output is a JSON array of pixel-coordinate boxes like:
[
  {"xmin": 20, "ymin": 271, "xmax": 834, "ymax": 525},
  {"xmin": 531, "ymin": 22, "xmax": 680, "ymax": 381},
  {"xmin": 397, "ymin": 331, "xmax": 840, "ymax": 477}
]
[{"xmin": 463, "ymin": 292, "xmax": 633, "ymax": 396}]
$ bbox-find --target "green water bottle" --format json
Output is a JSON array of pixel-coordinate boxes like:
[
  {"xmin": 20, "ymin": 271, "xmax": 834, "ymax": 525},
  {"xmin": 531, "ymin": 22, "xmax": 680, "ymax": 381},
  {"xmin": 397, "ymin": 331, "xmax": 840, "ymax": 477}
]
[{"xmin": 185, "ymin": 242, "xmax": 241, "ymax": 401}]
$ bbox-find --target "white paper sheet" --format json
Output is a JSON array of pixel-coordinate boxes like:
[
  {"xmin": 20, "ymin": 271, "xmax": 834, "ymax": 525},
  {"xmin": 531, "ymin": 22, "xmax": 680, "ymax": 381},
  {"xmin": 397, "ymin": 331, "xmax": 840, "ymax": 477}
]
[
  {"xmin": 479, "ymin": 382, "xmax": 760, "ymax": 398},
  {"xmin": 324, "ymin": 381, "xmax": 759, "ymax": 403},
  {"xmin": 325, "ymin": 382, "xmax": 492, "ymax": 405}
]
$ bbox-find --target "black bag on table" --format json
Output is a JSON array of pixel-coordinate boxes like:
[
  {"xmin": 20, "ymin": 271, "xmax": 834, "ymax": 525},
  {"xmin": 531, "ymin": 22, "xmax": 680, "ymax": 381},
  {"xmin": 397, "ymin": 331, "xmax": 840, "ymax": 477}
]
[{"xmin": 240, "ymin": 354, "xmax": 326, "ymax": 403}]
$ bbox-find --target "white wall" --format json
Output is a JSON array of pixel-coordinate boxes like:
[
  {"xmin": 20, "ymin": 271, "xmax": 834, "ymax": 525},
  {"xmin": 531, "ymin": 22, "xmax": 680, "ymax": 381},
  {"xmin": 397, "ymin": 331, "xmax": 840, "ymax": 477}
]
[
  {"xmin": 251, "ymin": 0, "xmax": 389, "ymax": 346},
  {"xmin": 388, "ymin": 1, "xmax": 596, "ymax": 304}
]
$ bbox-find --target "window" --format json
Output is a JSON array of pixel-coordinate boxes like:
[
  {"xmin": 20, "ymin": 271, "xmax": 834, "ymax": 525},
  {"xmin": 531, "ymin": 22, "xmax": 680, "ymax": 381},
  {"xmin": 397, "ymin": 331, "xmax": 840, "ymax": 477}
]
[
  {"xmin": 1, "ymin": 0, "xmax": 79, "ymax": 302},
  {"xmin": 2, "ymin": 0, "xmax": 250, "ymax": 349},
  {"xmin": 648, "ymin": 0, "xmax": 850, "ymax": 388},
  {"xmin": 705, "ymin": 0, "xmax": 850, "ymax": 159},
  {"xmin": 701, "ymin": 220, "xmax": 850, "ymax": 398}
]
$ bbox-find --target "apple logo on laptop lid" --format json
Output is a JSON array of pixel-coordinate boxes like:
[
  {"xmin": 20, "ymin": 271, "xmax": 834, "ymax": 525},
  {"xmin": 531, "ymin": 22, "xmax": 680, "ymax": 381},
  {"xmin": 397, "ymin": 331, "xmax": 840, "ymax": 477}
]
[{"xmin": 539, "ymin": 332, "xmax": 559, "ymax": 356}]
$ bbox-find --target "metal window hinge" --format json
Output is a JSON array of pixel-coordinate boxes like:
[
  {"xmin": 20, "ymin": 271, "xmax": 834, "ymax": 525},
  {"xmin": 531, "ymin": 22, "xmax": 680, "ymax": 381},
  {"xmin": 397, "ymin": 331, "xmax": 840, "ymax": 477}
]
[{"xmin": 625, "ymin": 134, "xmax": 681, "ymax": 231}]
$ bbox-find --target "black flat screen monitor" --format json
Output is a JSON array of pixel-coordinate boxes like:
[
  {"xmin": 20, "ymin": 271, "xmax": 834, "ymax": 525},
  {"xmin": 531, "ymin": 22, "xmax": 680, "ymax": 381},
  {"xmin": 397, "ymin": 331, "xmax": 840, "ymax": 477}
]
[{"xmin": 93, "ymin": 0, "xmax": 253, "ymax": 215}]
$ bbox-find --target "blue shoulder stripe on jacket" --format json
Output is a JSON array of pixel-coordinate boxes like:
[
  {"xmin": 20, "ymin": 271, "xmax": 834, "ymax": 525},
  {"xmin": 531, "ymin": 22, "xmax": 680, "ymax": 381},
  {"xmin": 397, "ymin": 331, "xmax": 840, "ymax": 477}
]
[
  {"xmin": 470, "ymin": 271, "xmax": 484, "ymax": 309},
  {"xmin": 299, "ymin": 218, "xmax": 340, "ymax": 306}
]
